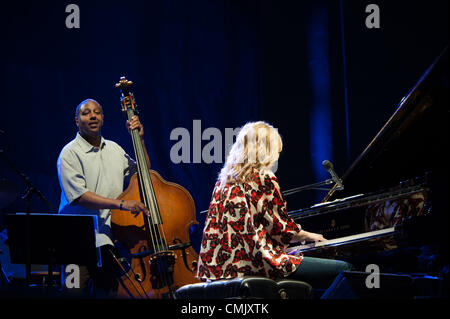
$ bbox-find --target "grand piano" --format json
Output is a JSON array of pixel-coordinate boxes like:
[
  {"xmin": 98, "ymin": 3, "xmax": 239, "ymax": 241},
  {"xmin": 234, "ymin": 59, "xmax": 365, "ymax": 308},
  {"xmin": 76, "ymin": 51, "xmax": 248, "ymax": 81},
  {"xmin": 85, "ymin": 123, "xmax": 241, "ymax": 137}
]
[{"xmin": 288, "ymin": 47, "xmax": 449, "ymax": 275}]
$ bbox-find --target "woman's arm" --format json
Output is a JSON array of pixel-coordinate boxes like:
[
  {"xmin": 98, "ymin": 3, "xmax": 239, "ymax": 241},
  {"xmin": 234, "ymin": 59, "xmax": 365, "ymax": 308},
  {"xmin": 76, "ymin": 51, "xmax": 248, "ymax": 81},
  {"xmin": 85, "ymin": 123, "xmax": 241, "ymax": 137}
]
[{"xmin": 291, "ymin": 229, "xmax": 326, "ymax": 243}]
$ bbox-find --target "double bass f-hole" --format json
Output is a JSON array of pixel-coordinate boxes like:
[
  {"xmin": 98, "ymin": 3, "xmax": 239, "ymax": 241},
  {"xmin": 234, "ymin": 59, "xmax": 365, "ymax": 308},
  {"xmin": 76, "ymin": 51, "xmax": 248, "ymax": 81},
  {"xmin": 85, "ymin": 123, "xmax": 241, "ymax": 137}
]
[
  {"xmin": 136, "ymin": 246, "xmax": 148, "ymax": 282},
  {"xmin": 170, "ymin": 238, "xmax": 195, "ymax": 272}
]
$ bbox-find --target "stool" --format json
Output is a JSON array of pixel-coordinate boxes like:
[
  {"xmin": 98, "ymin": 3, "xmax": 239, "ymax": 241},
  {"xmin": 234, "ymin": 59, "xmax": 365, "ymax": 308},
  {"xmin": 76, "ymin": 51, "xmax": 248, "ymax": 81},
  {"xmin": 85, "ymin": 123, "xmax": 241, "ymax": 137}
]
[{"xmin": 174, "ymin": 276, "xmax": 313, "ymax": 299}]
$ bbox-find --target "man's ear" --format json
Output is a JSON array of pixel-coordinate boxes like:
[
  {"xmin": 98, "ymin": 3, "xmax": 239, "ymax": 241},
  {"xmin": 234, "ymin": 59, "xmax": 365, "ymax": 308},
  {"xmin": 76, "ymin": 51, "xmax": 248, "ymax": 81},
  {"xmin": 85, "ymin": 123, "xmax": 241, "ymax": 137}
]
[{"xmin": 75, "ymin": 116, "xmax": 79, "ymax": 127}]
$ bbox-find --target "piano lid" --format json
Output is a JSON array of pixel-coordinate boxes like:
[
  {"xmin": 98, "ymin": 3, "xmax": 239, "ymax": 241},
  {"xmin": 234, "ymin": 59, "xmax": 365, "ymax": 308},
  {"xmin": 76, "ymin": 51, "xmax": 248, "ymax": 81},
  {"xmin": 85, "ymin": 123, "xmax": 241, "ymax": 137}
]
[{"xmin": 324, "ymin": 47, "xmax": 449, "ymax": 202}]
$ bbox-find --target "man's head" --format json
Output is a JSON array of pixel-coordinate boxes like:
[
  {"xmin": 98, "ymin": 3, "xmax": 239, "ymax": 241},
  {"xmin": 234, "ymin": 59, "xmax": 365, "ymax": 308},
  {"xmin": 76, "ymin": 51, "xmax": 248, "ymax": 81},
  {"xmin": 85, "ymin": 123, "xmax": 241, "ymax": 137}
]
[{"xmin": 75, "ymin": 99, "xmax": 104, "ymax": 138}]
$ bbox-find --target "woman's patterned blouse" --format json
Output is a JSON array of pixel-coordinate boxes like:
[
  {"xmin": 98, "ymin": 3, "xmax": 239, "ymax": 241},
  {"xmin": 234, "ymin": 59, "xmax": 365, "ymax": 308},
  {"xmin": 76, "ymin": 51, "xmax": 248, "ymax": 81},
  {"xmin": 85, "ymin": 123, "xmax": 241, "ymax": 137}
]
[{"xmin": 197, "ymin": 170, "xmax": 303, "ymax": 281}]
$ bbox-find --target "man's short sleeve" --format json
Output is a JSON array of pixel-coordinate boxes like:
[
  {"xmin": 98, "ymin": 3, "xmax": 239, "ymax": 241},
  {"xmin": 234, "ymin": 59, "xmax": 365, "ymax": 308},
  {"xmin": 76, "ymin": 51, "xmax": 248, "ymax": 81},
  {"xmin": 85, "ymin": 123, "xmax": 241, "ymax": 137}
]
[
  {"xmin": 106, "ymin": 141, "xmax": 137, "ymax": 178},
  {"xmin": 123, "ymin": 152, "xmax": 137, "ymax": 178},
  {"xmin": 57, "ymin": 150, "xmax": 89, "ymax": 204}
]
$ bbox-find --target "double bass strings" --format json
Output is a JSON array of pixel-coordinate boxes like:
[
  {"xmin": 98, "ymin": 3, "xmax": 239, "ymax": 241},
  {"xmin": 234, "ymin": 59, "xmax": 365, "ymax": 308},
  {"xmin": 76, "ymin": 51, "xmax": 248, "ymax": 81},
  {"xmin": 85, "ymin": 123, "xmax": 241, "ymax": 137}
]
[
  {"xmin": 127, "ymin": 110, "xmax": 160, "ymax": 251},
  {"xmin": 129, "ymin": 111, "xmax": 170, "ymax": 293},
  {"xmin": 128, "ymin": 108, "xmax": 173, "ymax": 295},
  {"xmin": 132, "ymin": 115, "xmax": 170, "ymax": 251}
]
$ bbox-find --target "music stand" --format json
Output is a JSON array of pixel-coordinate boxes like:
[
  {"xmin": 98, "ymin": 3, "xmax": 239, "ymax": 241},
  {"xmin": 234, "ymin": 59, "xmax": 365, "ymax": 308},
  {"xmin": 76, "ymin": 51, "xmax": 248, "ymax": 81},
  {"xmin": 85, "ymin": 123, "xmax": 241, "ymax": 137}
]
[{"xmin": 5, "ymin": 213, "xmax": 101, "ymax": 288}]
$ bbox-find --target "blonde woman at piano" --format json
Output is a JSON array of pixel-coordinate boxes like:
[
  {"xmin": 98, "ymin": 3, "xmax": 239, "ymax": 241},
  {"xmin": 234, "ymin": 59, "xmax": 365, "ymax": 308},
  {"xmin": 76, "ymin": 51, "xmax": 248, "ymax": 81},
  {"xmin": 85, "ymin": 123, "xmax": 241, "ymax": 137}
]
[{"xmin": 196, "ymin": 121, "xmax": 353, "ymax": 293}]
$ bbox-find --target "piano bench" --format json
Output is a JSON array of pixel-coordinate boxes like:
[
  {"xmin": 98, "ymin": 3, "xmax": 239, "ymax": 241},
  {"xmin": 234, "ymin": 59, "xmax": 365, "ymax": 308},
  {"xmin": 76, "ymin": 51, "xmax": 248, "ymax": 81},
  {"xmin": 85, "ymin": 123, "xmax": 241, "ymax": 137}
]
[{"xmin": 174, "ymin": 276, "xmax": 313, "ymax": 299}]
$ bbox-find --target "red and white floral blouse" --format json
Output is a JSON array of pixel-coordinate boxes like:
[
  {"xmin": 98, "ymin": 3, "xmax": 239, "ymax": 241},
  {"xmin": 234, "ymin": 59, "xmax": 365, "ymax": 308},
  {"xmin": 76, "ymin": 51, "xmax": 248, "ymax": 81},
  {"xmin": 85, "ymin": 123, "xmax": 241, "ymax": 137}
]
[{"xmin": 196, "ymin": 169, "xmax": 303, "ymax": 281}]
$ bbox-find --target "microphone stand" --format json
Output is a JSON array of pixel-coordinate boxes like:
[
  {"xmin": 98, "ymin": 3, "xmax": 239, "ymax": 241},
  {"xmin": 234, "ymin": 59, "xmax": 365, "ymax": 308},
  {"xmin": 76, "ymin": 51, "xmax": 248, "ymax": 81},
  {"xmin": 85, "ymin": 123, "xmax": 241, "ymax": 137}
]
[
  {"xmin": 198, "ymin": 179, "xmax": 339, "ymax": 214},
  {"xmin": 0, "ymin": 149, "xmax": 54, "ymax": 287},
  {"xmin": 282, "ymin": 179, "xmax": 334, "ymax": 196}
]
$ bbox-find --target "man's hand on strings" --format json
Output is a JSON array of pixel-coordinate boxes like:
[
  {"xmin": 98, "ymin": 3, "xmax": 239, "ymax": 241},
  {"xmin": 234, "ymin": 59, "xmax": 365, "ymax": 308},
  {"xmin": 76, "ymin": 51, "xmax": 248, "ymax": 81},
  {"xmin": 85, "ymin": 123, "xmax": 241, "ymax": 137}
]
[
  {"xmin": 127, "ymin": 115, "xmax": 144, "ymax": 139},
  {"xmin": 120, "ymin": 199, "xmax": 150, "ymax": 217}
]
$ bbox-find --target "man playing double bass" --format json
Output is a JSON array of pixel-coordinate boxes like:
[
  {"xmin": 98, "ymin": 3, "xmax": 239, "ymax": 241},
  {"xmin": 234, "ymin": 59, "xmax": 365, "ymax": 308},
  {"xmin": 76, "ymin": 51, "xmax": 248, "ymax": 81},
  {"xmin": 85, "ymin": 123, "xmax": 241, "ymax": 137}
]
[{"xmin": 57, "ymin": 99, "xmax": 150, "ymax": 297}]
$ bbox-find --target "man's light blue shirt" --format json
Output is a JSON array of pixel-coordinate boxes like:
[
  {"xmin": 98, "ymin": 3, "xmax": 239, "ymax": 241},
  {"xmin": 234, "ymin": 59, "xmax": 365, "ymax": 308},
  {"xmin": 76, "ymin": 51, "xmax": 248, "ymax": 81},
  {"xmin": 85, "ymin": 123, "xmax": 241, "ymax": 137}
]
[{"xmin": 57, "ymin": 133, "xmax": 136, "ymax": 247}]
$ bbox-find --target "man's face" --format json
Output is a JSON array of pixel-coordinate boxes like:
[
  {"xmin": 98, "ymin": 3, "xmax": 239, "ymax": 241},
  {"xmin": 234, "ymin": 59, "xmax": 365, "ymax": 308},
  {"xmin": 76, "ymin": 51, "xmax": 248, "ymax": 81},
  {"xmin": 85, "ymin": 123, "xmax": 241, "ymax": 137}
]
[{"xmin": 75, "ymin": 101, "xmax": 104, "ymax": 137}]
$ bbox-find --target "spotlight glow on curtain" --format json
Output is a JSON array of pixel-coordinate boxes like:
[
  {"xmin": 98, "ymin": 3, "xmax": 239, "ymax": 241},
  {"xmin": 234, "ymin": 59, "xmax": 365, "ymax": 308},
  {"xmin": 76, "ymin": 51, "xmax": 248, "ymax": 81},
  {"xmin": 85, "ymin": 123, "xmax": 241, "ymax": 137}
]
[{"xmin": 307, "ymin": 1, "xmax": 332, "ymax": 200}]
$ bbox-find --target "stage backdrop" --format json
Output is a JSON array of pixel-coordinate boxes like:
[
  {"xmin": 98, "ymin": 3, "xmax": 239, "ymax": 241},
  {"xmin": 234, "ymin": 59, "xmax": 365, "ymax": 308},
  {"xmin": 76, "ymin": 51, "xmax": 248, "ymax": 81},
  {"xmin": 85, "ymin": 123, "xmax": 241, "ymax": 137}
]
[{"xmin": 0, "ymin": 0, "xmax": 447, "ymax": 253}]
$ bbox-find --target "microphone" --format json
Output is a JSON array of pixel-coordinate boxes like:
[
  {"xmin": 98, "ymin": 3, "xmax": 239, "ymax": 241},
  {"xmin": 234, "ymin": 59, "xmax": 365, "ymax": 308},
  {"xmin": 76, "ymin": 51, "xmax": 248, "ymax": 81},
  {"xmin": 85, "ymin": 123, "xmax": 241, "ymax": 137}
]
[{"xmin": 322, "ymin": 160, "xmax": 344, "ymax": 190}]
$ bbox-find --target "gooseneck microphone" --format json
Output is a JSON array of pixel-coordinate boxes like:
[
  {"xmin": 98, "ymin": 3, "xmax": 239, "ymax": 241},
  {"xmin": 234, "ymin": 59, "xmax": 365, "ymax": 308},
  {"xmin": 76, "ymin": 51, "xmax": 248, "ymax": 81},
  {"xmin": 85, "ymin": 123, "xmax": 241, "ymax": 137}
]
[{"xmin": 322, "ymin": 160, "xmax": 344, "ymax": 190}]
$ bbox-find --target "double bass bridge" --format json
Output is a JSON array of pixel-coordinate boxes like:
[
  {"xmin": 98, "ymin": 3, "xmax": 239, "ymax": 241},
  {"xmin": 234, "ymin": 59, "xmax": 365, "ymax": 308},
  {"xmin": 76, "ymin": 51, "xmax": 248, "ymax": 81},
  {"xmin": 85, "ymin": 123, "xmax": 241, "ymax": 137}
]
[{"xmin": 149, "ymin": 251, "xmax": 176, "ymax": 290}]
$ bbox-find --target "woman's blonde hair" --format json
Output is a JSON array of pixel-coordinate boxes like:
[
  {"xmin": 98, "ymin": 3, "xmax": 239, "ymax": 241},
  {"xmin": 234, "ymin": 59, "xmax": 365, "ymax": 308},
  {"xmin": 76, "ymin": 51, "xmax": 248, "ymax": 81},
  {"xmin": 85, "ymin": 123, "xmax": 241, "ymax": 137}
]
[{"xmin": 218, "ymin": 121, "xmax": 282, "ymax": 187}]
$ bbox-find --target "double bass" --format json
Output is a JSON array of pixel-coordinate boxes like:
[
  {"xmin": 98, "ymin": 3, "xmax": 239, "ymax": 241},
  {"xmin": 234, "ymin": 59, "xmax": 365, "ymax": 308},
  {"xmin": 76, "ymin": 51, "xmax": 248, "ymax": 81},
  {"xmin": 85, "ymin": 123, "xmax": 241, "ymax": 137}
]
[{"xmin": 111, "ymin": 77, "xmax": 200, "ymax": 298}]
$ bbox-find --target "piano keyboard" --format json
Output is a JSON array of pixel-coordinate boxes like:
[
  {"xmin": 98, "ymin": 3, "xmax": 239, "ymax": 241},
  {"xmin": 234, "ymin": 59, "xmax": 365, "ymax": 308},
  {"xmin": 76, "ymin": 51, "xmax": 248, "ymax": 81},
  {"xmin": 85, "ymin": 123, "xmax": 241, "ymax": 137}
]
[{"xmin": 288, "ymin": 227, "xmax": 398, "ymax": 254}]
